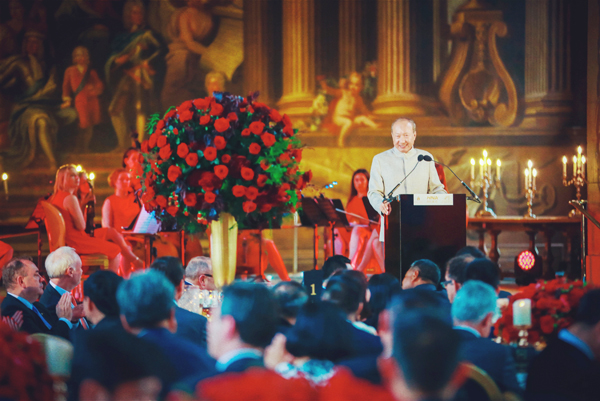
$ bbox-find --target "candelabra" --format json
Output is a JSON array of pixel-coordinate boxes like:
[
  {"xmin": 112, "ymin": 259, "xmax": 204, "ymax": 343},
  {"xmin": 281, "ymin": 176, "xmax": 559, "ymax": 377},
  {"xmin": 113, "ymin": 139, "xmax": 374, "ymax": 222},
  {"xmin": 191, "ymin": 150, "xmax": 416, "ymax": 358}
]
[
  {"xmin": 470, "ymin": 150, "xmax": 502, "ymax": 217},
  {"xmin": 523, "ymin": 160, "xmax": 537, "ymax": 218},
  {"xmin": 563, "ymin": 146, "xmax": 586, "ymax": 217}
]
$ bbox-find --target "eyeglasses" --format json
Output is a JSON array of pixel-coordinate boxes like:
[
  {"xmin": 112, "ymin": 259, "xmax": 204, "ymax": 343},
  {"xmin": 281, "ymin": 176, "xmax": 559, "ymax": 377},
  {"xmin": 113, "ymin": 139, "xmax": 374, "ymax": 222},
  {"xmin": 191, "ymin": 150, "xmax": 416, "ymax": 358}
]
[
  {"xmin": 440, "ymin": 280, "xmax": 453, "ymax": 289},
  {"xmin": 202, "ymin": 274, "xmax": 213, "ymax": 278}
]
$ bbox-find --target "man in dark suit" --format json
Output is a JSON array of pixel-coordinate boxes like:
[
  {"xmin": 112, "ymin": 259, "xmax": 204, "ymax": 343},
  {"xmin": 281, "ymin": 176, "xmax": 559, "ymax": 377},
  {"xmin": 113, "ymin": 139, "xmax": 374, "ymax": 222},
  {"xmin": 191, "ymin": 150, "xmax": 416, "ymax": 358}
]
[
  {"xmin": 150, "ymin": 257, "xmax": 208, "ymax": 348},
  {"xmin": 451, "ymin": 280, "xmax": 520, "ymax": 394},
  {"xmin": 526, "ymin": 289, "xmax": 600, "ymax": 401},
  {"xmin": 1, "ymin": 258, "xmax": 74, "ymax": 339},
  {"xmin": 117, "ymin": 270, "xmax": 215, "ymax": 382},
  {"xmin": 82, "ymin": 270, "xmax": 124, "ymax": 330},
  {"xmin": 402, "ymin": 259, "xmax": 451, "ymax": 309},
  {"xmin": 39, "ymin": 246, "xmax": 87, "ymax": 328}
]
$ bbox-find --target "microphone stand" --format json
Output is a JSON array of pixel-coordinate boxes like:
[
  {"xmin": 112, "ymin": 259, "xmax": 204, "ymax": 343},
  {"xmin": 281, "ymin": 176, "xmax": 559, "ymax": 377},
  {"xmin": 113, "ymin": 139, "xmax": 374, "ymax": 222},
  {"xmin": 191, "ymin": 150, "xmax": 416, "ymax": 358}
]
[
  {"xmin": 426, "ymin": 157, "xmax": 481, "ymax": 203},
  {"xmin": 383, "ymin": 155, "xmax": 425, "ymax": 203}
]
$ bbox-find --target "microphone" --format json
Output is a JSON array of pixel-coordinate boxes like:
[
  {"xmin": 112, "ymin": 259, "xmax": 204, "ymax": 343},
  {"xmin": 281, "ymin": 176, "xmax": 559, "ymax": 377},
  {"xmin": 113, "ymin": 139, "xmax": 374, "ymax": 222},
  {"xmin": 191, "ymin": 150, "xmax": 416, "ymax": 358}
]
[
  {"xmin": 421, "ymin": 156, "xmax": 481, "ymax": 203},
  {"xmin": 384, "ymin": 155, "xmax": 426, "ymax": 202}
]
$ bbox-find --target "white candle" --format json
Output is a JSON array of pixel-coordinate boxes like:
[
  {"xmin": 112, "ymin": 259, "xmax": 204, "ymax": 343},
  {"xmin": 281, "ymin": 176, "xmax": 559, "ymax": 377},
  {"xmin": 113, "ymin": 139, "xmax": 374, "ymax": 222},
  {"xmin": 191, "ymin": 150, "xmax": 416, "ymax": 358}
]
[
  {"xmin": 513, "ymin": 299, "xmax": 532, "ymax": 327},
  {"xmin": 1, "ymin": 173, "xmax": 7, "ymax": 198},
  {"xmin": 479, "ymin": 159, "xmax": 484, "ymax": 177},
  {"xmin": 532, "ymin": 169, "xmax": 537, "ymax": 191},
  {"xmin": 562, "ymin": 156, "xmax": 567, "ymax": 179},
  {"xmin": 470, "ymin": 158, "xmax": 475, "ymax": 181},
  {"xmin": 582, "ymin": 156, "xmax": 586, "ymax": 180},
  {"xmin": 487, "ymin": 158, "xmax": 492, "ymax": 177},
  {"xmin": 573, "ymin": 155, "xmax": 577, "ymax": 176},
  {"xmin": 525, "ymin": 169, "xmax": 529, "ymax": 190},
  {"xmin": 496, "ymin": 159, "xmax": 501, "ymax": 180}
]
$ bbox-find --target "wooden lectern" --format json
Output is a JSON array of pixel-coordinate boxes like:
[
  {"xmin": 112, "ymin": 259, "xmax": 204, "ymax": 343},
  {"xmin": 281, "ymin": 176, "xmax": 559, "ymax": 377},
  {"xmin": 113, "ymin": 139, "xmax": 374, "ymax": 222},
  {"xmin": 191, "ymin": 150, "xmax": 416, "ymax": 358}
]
[{"xmin": 385, "ymin": 194, "xmax": 467, "ymax": 280}]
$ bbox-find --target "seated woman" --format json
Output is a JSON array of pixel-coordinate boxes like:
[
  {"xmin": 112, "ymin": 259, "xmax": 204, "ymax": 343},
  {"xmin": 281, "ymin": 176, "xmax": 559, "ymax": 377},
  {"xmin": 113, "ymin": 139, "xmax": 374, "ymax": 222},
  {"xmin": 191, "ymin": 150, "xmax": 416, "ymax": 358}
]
[{"xmin": 50, "ymin": 164, "xmax": 142, "ymax": 274}]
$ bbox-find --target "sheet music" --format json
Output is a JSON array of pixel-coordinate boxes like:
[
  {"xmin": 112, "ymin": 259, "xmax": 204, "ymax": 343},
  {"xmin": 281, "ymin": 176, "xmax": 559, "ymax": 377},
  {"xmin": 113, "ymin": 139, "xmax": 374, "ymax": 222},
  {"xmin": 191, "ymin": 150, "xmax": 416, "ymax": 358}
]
[{"xmin": 133, "ymin": 208, "xmax": 161, "ymax": 234}]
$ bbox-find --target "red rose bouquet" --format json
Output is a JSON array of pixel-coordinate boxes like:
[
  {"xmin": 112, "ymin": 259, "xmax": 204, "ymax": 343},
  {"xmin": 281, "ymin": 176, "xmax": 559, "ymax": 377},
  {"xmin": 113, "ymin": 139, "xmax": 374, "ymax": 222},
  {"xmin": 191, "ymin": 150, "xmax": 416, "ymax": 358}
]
[
  {"xmin": 139, "ymin": 93, "xmax": 311, "ymax": 233},
  {"xmin": 494, "ymin": 278, "xmax": 592, "ymax": 345}
]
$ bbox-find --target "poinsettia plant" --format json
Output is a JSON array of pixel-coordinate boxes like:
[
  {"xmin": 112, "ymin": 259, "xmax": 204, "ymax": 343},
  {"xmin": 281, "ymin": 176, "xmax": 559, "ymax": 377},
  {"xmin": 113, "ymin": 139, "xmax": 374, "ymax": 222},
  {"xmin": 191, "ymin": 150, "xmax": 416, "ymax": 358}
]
[
  {"xmin": 494, "ymin": 278, "xmax": 592, "ymax": 345},
  {"xmin": 139, "ymin": 92, "xmax": 311, "ymax": 234}
]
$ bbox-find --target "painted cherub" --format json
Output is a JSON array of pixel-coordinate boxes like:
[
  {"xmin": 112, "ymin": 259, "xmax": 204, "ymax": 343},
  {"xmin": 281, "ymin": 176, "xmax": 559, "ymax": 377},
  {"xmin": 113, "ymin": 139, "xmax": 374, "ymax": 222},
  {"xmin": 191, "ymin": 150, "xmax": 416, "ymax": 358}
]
[{"xmin": 319, "ymin": 72, "xmax": 380, "ymax": 147}]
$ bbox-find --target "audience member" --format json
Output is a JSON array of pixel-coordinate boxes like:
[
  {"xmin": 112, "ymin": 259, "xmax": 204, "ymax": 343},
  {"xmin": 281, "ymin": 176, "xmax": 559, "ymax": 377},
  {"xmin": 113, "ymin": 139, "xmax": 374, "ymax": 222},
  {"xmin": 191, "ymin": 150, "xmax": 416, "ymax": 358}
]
[
  {"xmin": 150, "ymin": 257, "xmax": 208, "ymax": 348},
  {"xmin": 117, "ymin": 270, "xmax": 215, "ymax": 381},
  {"xmin": 82, "ymin": 270, "xmax": 124, "ymax": 330},
  {"xmin": 461, "ymin": 258, "xmax": 511, "ymax": 299},
  {"xmin": 364, "ymin": 273, "xmax": 401, "ymax": 331},
  {"xmin": 1, "ymin": 258, "xmax": 73, "ymax": 339},
  {"xmin": 451, "ymin": 281, "xmax": 520, "ymax": 394},
  {"xmin": 184, "ymin": 256, "xmax": 215, "ymax": 290},
  {"xmin": 323, "ymin": 271, "xmax": 374, "ymax": 335},
  {"xmin": 40, "ymin": 246, "xmax": 86, "ymax": 327},
  {"xmin": 443, "ymin": 254, "xmax": 474, "ymax": 303},
  {"xmin": 322, "ymin": 255, "xmax": 351, "ymax": 283},
  {"xmin": 272, "ymin": 281, "xmax": 309, "ymax": 331},
  {"xmin": 401, "ymin": 259, "xmax": 450, "ymax": 308},
  {"xmin": 455, "ymin": 246, "xmax": 487, "ymax": 259},
  {"xmin": 526, "ymin": 289, "xmax": 600, "ymax": 401}
]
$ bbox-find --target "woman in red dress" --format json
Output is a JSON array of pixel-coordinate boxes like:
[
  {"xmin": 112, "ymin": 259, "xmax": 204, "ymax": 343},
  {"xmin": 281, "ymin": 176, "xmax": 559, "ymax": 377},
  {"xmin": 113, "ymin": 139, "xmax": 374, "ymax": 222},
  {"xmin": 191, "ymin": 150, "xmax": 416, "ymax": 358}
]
[{"xmin": 50, "ymin": 164, "xmax": 141, "ymax": 274}]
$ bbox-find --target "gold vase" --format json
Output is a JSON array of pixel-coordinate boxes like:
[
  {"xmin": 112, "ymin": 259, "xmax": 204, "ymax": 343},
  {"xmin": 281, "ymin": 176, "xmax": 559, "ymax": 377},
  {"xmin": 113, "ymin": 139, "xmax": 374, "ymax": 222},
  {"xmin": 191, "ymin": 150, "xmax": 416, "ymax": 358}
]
[{"xmin": 210, "ymin": 213, "xmax": 238, "ymax": 288}]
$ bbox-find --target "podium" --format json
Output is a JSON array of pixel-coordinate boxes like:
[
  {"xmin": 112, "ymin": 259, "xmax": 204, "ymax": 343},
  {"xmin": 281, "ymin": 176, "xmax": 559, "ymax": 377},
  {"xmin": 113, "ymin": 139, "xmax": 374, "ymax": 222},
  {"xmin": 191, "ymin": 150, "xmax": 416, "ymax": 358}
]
[{"xmin": 385, "ymin": 194, "xmax": 466, "ymax": 280}]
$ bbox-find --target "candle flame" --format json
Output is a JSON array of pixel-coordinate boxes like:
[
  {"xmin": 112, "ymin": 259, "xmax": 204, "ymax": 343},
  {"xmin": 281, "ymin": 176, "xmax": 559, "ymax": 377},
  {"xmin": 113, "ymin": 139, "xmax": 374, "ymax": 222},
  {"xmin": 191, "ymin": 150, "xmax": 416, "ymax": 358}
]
[
  {"xmin": 470, "ymin": 158, "xmax": 475, "ymax": 165},
  {"xmin": 562, "ymin": 156, "xmax": 567, "ymax": 164},
  {"xmin": 527, "ymin": 160, "xmax": 533, "ymax": 168},
  {"xmin": 578, "ymin": 146, "xmax": 582, "ymax": 155},
  {"xmin": 479, "ymin": 159, "xmax": 484, "ymax": 166},
  {"xmin": 524, "ymin": 169, "xmax": 529, "ymax": 176},
  {"xmin": 1, "ymin": 173, "xmax": 7, "ymax": 181},
  {"xmin": 496, "ymin": 159, "xmax": 501, "ymax": 167},
  {"xmin": 483, "ymin": 150, "xmax": 488, "ymax": 158},
  {"xmin": 89, "ymin": 172, "xmax": 96, "ymax": 181},
  {"xmin": 573, "ymin": 156, "xmax": 578, "ymax": 163},
  {"xmin": 76, "ymin": 165, "xmax": 82, "ymax": 172},
  {"xmin": 533, "ymin": 169, "xmax": 537, "ymax": 177},
  {"xmin": 487, "ymin": 159, "xmax": 491, "ymax": 165},
  {"xmin": 519, "ymin": 301, "xmax": 526, "ymax": 307},
  {"xmin": 582, "ymin": 156, "xmax": 586, "ymax": 164}
]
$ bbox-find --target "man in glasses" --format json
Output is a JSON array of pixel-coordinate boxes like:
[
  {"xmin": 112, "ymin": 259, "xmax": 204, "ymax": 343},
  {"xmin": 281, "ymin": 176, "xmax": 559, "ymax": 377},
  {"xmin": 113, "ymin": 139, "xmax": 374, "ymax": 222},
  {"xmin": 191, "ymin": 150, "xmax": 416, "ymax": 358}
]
[{"xmin": 184, "ymin": 256, "xmax": 215, "ymax": 291}]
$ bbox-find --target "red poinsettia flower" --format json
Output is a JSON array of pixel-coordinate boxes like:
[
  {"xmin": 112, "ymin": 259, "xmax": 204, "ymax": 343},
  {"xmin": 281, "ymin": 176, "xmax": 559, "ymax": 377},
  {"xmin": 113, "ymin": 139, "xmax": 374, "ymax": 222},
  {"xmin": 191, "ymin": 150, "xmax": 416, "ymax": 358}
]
[
  {"xmin": 269, "ymin": 109, "xmax": 282, "ymax": 123},
  {"xmin": 214, "ymin": 118, "xmax": 230, "ymax": 133},
  {"xmin": 167, "ymin": 206, "xmax": 179, "ymax": 216},
  {"xmin": 249, "ymin": 121, "xmax": 265, "ymax": 135},
  {"xmin": 227, "ymin": 112, "xmax": 238, "ymax": 121},
  {"xmin": 168, "ymin": 165, "xmax": 183, "ymax": 182},
  {"xmin": 243, "ymin": 201, "xmax": 257, "ymax": 213},
  {"xmin": 261, "ymin": 133, "xmax": 276, "ymax": 147},
  {"xmin": 200, "ymin": 115, "xmax": 211, "ymax": 125},
  {"xmin": 156, "ymin": 195, "xmax": 167, "ymax": 208},
  {"xmin": 232, "ymin": 185, "xmax": 246, "ymax": 197},
  {"xmin": 249, "ymin": 143, "xmax": 261, "ymax": 155},
  {"xmin": 245, "ymin": 186, "xmax": 258, "ymax": 200},
  {"xmin": 214, "ymin": 165, "xmax": 229, "ymax": 180},
  {"xmin": 157, "ymin": 135, "xmax": 168, "ymax": 148},
  {"xmin": 177, "ymin": 143, "xmax": 189, "ymax": 158},
  {"xmin": 214, "ymin": 136, "xmax": 227, "ymax": 150},
  {"xmin": 159, "ymin": 144, "xmax": 172, "ymax": 160},
  {"xmin": 241, "ymin": 167, "xmax": 255, "ymax": 181},
  {"xmin": 210, "ymin": 102, "xmax": 224, "ymax": 116},
  {"xmin": 256, "ymin": 174, "xmax": 268, "ymax": 187},
  {"xmin": 179, "ymin": 110, "xmax": 194, "ymax": 123},
  {"xmin": 241, "ymin": 128, "xmax": 251, "ymax": 137},
  {"xmin": 204, "ymin": 147, "xmax": 217, "ymax": 161},
  {"xmin": 186, "ymin": 153, "xmax": 199, "ymax": 167},
  {"xmin": 260, "ymin": 204, "xmax": 272, "ymax": 213},
  {"xmin": 184, "ymin": 192, "xmax": 197, "ymax": 207},
  {"xmin": 221, "ymin": 154, "xmax": 231, "ymax": 163},
  {"xmin": 204, "ymin": 191, "xmax": 216, "ymax": 203},
  {"xmin": 193, "ymin": 97, "xmax": 211, "ymax": 110}
]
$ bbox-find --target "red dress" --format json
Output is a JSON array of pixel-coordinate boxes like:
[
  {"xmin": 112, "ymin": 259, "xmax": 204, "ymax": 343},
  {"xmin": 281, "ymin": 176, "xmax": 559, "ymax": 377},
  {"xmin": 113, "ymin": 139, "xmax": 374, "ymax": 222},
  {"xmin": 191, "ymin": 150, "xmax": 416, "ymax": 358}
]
[
  {"xmin": 104, "ymin": 194, "xmax": 140, "ymax": 233},
  {"xmin": 62, "ymin": 66, "xmax": 103, "ymax": 129},
  {"xmin": 51, "ymin": 190, "xmax": 120, "ymax": 259}
]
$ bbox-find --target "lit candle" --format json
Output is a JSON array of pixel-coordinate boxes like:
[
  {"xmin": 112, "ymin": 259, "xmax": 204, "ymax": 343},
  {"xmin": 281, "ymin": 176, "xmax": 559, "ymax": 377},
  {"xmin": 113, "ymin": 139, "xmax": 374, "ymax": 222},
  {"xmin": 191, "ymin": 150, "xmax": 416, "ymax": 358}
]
[
  {"xmin": 487, "ymin": 158, "xmax": 492, "ymax": 176},
  {"xmin": 525, "ymin": 169, "xmax": 530, "ymax": 190},
  {"xmin": 496, "ymin": 159, "xmax": 501, "ymax": 180},
  {"xmin": 76, "ymin": 165, "xmax": 82, "ymax": 172},
  {"xmin": 89, "ymin": 172, "xmax": 95, "ymax": 187},
  {"xmin": 2, "ymin": 173, "xmax": 7, "ymax": 198},
  {"xmin": 483, "ymin": 149, "xmax": 488, "ymax": 160},
  {"xmin": 470, "ymin": 158, "xmax": 475, "ymax": 181},
  {"xmin": 532, "ymin": 168, "xmax": 537, "ymax": 191},
  {"xmin": 513, "ymin": 298, "xmax": 532, "ymax": 327},
  {"xmin": 479, "ymin": 159, "xmax": 484, "ymax": 177},
  {"xmin": 562, "ymin": 156, "xmax": 567, "ymax": 179},
  {"xmin": 573, "ymin": 155, "xmax": 577, "ymax": 176},
  {"xmin": 527, "ymin": 160, "xmax": 533, "ymax": 169},
  {"xmin": 582, "ymin": 156, "xmax": 586, "ymax": 180}
]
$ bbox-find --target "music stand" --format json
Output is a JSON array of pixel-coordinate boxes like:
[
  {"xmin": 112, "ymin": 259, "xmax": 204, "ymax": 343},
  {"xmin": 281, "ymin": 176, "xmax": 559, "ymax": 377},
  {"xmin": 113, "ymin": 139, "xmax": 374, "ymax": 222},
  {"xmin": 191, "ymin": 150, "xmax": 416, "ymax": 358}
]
[
  {"xmin": 316, "ymin": 197, "xmax": 350, "ymax": 257},
  {"xmin": 299, "ymin": 197, "xmax": 330, "ymax": 269}
]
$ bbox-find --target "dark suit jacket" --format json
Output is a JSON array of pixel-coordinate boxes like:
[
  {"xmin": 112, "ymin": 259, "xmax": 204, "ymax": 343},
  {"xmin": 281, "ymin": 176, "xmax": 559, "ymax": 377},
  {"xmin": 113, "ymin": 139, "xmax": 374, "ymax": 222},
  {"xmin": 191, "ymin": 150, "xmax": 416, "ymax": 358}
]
[
  {"xmin": 455, "ymin": 328, "xmax": 520, "ymax": 394},
  {"xmin": 1, "ymin": 295, "xmax": 71, "ymax": 340},
  {"xmin": 39, "ymin": 283, "xmax": 62, "ymax": 322},
  {"xmin": 526, "ymin": 337, "xmax": 600, "ymax": 401},
  {"xmin": 175, "ymin": 305, "xmax": 207, "ymax": 348}
]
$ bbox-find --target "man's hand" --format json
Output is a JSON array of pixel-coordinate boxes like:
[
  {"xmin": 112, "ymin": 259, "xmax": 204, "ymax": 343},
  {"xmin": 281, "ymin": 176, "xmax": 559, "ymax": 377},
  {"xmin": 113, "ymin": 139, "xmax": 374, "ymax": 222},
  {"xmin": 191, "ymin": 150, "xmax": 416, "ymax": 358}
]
[
  {"xmin": 380, "ymin": 201, "xmax": 391, "ymax": 215},
  {"xmin": 56, "ymin": 293, "xmax": 74, "ymax": 322},
  {"xmin": 71, "ymin": 304, "xmax": 85, "ymax": 321},
  {"xmin": 2, "ymin": 310, "xmax": 23, "ymax": 331}
]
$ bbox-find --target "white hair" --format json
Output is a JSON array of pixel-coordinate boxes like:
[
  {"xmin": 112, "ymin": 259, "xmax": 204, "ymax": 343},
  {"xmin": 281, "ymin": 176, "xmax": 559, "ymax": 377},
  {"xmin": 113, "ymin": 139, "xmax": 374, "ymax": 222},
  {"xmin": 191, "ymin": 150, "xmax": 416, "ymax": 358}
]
[
  {"xmin": 391, "ymin": 118, "xmax": 417, "ymax": 135},
  {"xmin": 45, "ymin": 246, "xmax": 82, "ymax": 278},
  {"xmin": 185, "ymin": 256, "xmax": 212, "ymax": 281},
  {"xmin": 451, "ymin": 281, "xmax": 497, "ymax": 324}
]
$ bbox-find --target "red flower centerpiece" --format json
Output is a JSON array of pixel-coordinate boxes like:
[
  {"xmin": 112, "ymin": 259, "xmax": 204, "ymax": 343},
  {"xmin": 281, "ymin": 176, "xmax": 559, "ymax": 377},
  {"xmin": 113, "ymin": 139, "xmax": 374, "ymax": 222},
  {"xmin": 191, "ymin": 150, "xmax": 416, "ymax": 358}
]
[
  {"xmin": 494, "ymin": 278, "xmax": 592, "ymax": 345},
  {"xmin": 139, "ymin": 93, "xmax": 311, "ymax": 233}
]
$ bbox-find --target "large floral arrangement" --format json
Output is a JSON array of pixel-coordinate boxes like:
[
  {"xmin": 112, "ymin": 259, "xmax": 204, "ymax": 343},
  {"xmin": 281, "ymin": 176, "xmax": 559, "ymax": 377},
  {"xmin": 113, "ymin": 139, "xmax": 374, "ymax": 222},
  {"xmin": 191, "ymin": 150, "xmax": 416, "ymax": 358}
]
[
  {"xmin": 139, "ymin": 93, "xmax": 311, "ymax": 233},
  {"xmin": 0, "ymin": 322, "xmax": 54, "ymax": 401},
  {"xmin": 494, "ymin": 278, "xmax": 592, "ymax": 344}
]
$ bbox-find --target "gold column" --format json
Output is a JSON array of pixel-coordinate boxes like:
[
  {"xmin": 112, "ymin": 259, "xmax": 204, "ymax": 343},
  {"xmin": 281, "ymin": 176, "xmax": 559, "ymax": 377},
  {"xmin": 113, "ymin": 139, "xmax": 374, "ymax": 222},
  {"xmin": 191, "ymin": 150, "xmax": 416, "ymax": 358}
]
[
  {"xmin": 339, "ymin": 0, "xmax": 362, "ymax": 77},
  {"xmin": 372, "ymin": 0, "xmax": 426, "ymax": 118},
  {"xmin": 243, "ymin": 0, "xmax": 274, "ymax": 105},
  {"xmin": 277, "ymin": 0, "xmax": 315, "ymax": 120},
  {"xmin": 522, "ymin": 0, "xmax": 572, "ymax": 128}
]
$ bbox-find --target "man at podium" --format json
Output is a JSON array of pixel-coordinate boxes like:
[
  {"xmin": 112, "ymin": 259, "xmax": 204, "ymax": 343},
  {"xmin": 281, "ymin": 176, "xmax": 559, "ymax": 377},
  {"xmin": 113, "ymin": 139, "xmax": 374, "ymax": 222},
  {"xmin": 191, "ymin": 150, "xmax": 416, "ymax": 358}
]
[{"xmin": 368, "ymin": 118, "xmax": 447, "ymax": 216}]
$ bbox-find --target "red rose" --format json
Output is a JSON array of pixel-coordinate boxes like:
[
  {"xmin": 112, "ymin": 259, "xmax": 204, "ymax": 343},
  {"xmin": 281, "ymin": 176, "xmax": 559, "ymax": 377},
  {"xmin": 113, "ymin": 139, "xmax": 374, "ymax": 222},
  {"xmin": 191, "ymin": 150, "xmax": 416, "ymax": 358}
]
[
  {"xmin": 156, "ymin": 120, "xmax": 165, "ymax": 131},
  {"xmin": 249, "ymin": 121, "xmax": 265, "ymax": 135},
  {"xmin": 241, "ymin": 167, "xmax": 255, "ymax": 181},
  {"xmin": 173, "ymin": 128, "xmax": 179, "ymax": 135},
  {"xmin": 243, "ymin": 201, "xmax": 257, "ymax": 213},
  {"xmin": 193, "ymin": 97, "xmax": 211, "ymax": 110},
  {"xmin": 303, "ymin": 170, "xmax": 312, "ymax": 183},
  {"xmin": 200, "ymin": 115, "xmax": 211, "ymax": 125},
  {"xmin": 204, "ymin": 191, "xmax": 216, "ymax": 203},
  {"xmin": 222, "ymin": 154, "xmax": 231, "ymax": 163},
  {"xmin": 186, "ymin": 153, "xmax": 199, "ymax": 167},
  {"xmin": 214, "ymin": 136, "xmax": 227, "ymax": 150},
  {"xmin": 232, "ymin": 185, "xmax": 246, "ymax": 197},
  {"xmin": 279, "ymin": 183, "xmax": 291, "ymax": 193},
  {"xmin": 241, "ymin": 128, "xmax": 251, "ymax": 137},
  {"xmin": 269, "ymin": 109, "xmax": 282, "ymax": 123},
  {"xmin": 278, "ymin": 152, "xmax": 291, "ymax": 164},
  {"xmin": 141, "ymin": 140, "xmax": 150, "ymax": 153},
  {"xmin": 296, "ymin": 176, "xmax": 306, "ymax": 190},
  {"xmin": 167, "ymin": 206, "xmax": 179, "ymax": 216},
  {"xmin": 168, "ymin": 165, "xmax": 182, "ymax": 182},
  {"xmin": 159, "ymin": 144, "xmax": 172, "ymax": 160},
  {"xmin": 249, "ymin": 143, "xmax": 261, "ymax": 155},
  {"xmin": 214, "ymin": 118, "xmax": 230, "ymax": 133},
  {"xmin": 204, "ymin": 147, "xmax": 217, "ymax": 161},
  {"xmin": 179, "ymin": 100, "xmax": 193, "ymax": 111},
  {"xmin": 177, "ymin": 143, "xmax": 189, "ymax": 158},
  {"xmin": 239, "ymin": 107, "xmax": 247, "ymax": 112},
  {"xmin": 179, "ymin": 110, "xmax": 194, "ymax": 123},
  {"xmin": 260, "ymin": 204, "xmax": 272, "ymax": 213},
  {"xmin": 151, "ymin": 161, "xmax": 162, "ymax": 175},
  {"xmin": 291, "ymin": 149, "xmax": 302, "ymax": 163},
  {"xmin": 227, "ymin": 112, "xmax": 238, "ymax": 121},
  {"xmin": 156, "ymin": 195, "xmax": 167, "ymax": 208},
  {"xmin": 256, "ymin": 174, "xmax": 268, "ymax": 187},
  {"xmin": 184, "ymin": 192, "xmax": 197, "ymax": 207},
  {"xmin": 261, "ymin": 133, "xmax": 276, "ymax": 147},
  {"xmin": 149, "ymin": 132, "xmax": 159, "ymax": 148},
  {"xmin": 195, "ymin": 171, "xmax": 218, "ymax": 191},
  {"xmin": 157, "ymin": 135, "xmax": 168, "ymax": 148},
  {"xmin": 283, "ymin": 126, "xmax": 294, "ymax": 137},
  {"xmin": 164, "ymin": 109, "xmax": 177, "ymax": 119},
  {"xmin": 210, "ymin": 102, "xmax": 224, "ymax": 116},
  {"xmin": 214, "ymin": 165, "xmax": 229, "ymax": 180},
  {"xmin": 245, "ymin": 186, "xmax": 259, "ymax": 200},
  {"xmin": 283, "ymin": 114, "xmax": 292, "ymax": 127}
]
